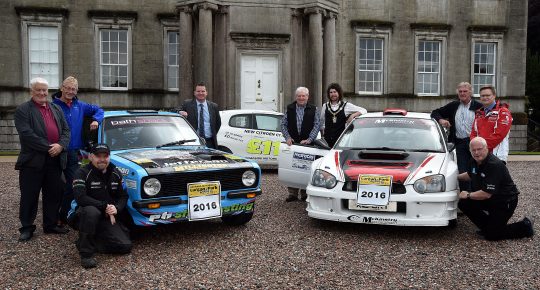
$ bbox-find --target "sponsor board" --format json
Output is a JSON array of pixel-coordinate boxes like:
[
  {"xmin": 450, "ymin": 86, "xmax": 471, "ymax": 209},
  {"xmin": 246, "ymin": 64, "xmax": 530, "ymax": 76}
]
[{"xmin": 347, "ymin": 215, "xmax": 398, "ymax": 225}]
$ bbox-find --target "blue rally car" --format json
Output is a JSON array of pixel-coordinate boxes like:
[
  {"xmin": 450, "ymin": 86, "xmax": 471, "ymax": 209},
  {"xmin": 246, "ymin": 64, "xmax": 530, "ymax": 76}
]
[{"xmin": 80, "ymin": 110, "xmax": 262, "ymax": 226}]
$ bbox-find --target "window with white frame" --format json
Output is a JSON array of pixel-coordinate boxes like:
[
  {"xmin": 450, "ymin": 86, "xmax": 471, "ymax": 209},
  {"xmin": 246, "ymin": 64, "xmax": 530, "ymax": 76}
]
[
  {"xmin": 100, "ymin": 29, "xmax": 129, "ymax": 89},
  {"xmin": 470, "ymin": 31, "xmax": 503, "ymax": 96},
  {"xmin": 355, "ymin": 27, "xmax": 390, "ymax": 95},
  {"xmin": 20, "ymin": 13, "xmax": 63, "ymax": 89},
  {"xmin": 93, "ymin": 17, "xmax": 133, "ymax": 90},
  {"xmin": 472, "ymin": 42, "xmax": 497, "ymax": 94},
  {"xmin": 416, "ymin": 40, "xmax": 441, "ymax": 95},
  {"xmin": 166, "ymin": 30, "xmax": 179, "ymax": 90}
]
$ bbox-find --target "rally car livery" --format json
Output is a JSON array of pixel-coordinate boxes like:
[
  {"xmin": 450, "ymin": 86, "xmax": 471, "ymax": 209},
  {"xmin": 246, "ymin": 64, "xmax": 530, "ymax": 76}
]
[
  {"xmin": 82, "ymin": 110, "xmax": 261, "ymax": 226},
  {"xmin": 278, "ymin": 109, "xmax": 459, "ymax": 227},
  {"xmin": 217, "ymin": 110, "xmax": 285, "ymax": 167}
]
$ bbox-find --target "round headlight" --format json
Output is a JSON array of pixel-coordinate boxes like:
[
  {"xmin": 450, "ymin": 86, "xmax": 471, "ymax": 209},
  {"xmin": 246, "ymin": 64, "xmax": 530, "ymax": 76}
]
[
  {"xmin": 242, "ymin": 170, "xmax": 257, "ymax": 187},
  {"xmin": 144, "ymin": 178, "xmax": 161, "ymax": 196}
]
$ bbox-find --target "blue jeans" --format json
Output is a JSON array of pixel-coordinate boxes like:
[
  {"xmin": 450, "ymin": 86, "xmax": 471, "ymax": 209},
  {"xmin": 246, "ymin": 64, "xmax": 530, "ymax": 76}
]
[
  {"xmin": 59, "ymin": 150, "xmax": 80, "ymax": 222},
  {"xmin": 455, "ymin": 138, "xmax": 471, "ymax": 191}
]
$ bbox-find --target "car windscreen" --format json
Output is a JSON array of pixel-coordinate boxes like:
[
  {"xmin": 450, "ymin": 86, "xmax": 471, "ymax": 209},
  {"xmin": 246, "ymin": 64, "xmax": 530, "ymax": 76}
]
[
  {"xmin": 103, "ymin": 115, "xmax": 201, "ymax": 150},
  {"xmin": 335, "ymin": 117, "xmax": 445, "ymax": 152}
]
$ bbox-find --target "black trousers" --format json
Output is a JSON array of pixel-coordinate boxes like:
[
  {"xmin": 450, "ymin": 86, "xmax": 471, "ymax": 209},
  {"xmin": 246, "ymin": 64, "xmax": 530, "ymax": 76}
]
[
  {"xmin": 455, "ymin": 137, "xmax": 471, "ymax": 191},
  {"xmin": 458, "ymin": 197, "xmax": 530, "ymax": 240},
  {"xmin": 204, "ymin": 137, "xmax": 217, "ymax": 149},
  {"xmin": 18, "ymin": 156, "xmax": 63, "ymax": 233},
  {"xmin": 75, "ymin": 206, "xmax": 132, "ymax": 258}
]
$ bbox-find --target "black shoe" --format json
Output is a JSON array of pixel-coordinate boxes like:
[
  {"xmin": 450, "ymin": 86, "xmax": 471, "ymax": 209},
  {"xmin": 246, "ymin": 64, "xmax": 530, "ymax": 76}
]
[
  {"xmin": 300, "ymin": 195, "xmax": 307, "ymax": 201},
  {"xmin": 476, "ymin": 230, "xmax": 485, "ymax": 237},
  {"xmin": 285, "ymin": 195, "xmax": 298, "ymax": 202},
  {"xmin": 81, "ymin": 257, "xmax": 97, "ymax": 269},
  {"xmin": 522, "ymin": 217, "xmax": 534, "ymax": 238},
  {"xmin": 44, "ymin": 226, "xmax": 69, "ymax": 234},
  {"xmin": 18, "ymin": 231, "xmax": 33, "ymax": 242}
]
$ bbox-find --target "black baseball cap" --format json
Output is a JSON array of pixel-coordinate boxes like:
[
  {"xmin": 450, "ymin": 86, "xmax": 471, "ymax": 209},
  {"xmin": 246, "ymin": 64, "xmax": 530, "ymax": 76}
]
[{"xmin": 91, "ymin": 143, "xmax": 110, "ymax": 155}]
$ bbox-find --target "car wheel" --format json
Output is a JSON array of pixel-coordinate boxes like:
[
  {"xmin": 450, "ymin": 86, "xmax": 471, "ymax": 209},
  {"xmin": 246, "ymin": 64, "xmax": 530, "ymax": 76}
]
[
  {"xmin": 218, "ymin": 146, "xmax": 233, "ymax": 153},
  {"xmin": 447, "ymin": 218, "xmax": 457, "ymax": 228},
  {"xmin": 221, "ymin": 212, "xmax": 253, "ymax": 226}
]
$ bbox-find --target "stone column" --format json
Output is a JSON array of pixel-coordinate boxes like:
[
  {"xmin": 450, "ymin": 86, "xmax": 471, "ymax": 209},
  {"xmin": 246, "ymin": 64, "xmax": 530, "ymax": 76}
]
[
  {"xmin": 195, "ymin": 2, "xmax": 217, "ymax": 95},
  {"xmin": 305, "ymin": 7, "xmax": 324, "ymax": 108},
  {"xmin": 323, "ymin": 12, "xmax": 337, "ymax": 91},
  {"xmin": 177, "ymin": 6, "xmax": 193, "ymax": 99}
]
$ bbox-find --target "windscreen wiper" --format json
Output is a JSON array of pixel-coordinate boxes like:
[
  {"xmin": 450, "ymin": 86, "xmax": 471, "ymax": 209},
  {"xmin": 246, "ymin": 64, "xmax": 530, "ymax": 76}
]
[
  {"xmin": 352, "ymin": 147, "xmax": 406, "ymax": 151},
  {"xmin": 157, "ymin": 139, "xmax": 197, "ymax": 148}
]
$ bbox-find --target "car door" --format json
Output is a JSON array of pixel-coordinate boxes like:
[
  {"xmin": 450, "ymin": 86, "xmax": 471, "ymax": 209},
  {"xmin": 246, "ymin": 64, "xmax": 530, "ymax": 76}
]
[
  {"xmin": 246, "ymin": 113, "xmax": 284, "ymax": 165},
  {"xmin": 278, "ymin": 142, "xmax": 329, "ymax": 190}
]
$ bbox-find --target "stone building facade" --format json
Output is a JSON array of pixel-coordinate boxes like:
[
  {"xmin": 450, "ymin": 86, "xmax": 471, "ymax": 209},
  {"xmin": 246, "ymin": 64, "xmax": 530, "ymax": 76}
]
[{"xmin": 0, "ymin": 0, "xmax": 528, "ymax": 150}]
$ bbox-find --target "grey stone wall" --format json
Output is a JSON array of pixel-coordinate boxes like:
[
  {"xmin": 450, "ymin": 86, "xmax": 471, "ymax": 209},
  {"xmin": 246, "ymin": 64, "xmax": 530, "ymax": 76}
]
[{"xmin": 509, "ymin": 125, "xmax": 527, "ymax": 151}]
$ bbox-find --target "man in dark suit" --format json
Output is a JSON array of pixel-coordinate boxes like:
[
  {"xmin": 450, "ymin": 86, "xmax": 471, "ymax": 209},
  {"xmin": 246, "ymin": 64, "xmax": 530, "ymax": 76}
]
[
  {"xmin": 431, "ymin": 82, "xmax": 482, "ymax": 191},
  {"xmin": 14, "ymin": 77, "xmax": 71, "ymax": 241},
  {"xmin": 177, "ymin": 83, "xmax": 221, "ymax": 149}
]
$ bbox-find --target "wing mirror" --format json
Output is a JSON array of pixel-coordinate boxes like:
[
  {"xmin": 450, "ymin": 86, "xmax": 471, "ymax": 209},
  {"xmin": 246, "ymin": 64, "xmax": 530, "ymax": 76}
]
[
  {"xmin": 313, "ymin": 138, "xmax": 331, "ymax": 150},
  {"xmin": 447, "ymin": 142, "xmax": 455, "ymax": 152}
]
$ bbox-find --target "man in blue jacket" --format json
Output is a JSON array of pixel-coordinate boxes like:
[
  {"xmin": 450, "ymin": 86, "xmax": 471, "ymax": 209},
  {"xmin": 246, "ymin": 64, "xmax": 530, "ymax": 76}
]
[{"xmin": 53, "ymin": 76, "xmax": 104, "ymax": 225}]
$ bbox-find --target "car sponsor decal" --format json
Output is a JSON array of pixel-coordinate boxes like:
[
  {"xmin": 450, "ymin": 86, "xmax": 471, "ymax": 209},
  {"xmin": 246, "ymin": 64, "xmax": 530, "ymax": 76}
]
[
  {"xmin": 223, "ymin": 131, "xmax": 244, "ymax": 142},
  {"xmin": 147, "ymin": 210, "xmax": 189, "ymax": 223},
  {"xmin": 174, "ymin": 163, "xmax": 229, "ymax": 171},
  {"xmin": 141, "ymin": 201, "xmax": 255, "ymax": 223},
  {"xmin": 243, "ymin": 129, "xmax": 282, "ymax": 137},
  {"xmin": 347, "ymin": 215, "xmax": 398, "ymax": 225},
  {"xmin": 109, "ymin": 118, "xmax": 171, "ymax": 126},
  {"xmin": 292, "ymin": 152, "xmax": 316, "ymax": 171},
  {"xmin": 406, "ymin": 154, "xmax": 435, "ymax": 183},
  {"xmin": 335, "ymin": 151, "xmax": 344, "ymax": 180},
  {"xmin": 125, "ymin": 179, "xmax": 137, "ymax": 189},
  {"xmin": 247, "ymin": 139, "xmax": 280, "ymax": 156},
  {"xmin": 222, "ymin": 200, "xmax": 255, "ymax": 213},
  {"xmin": 116, "ymin": 166, "xmax": 130, "ymax": 176}
]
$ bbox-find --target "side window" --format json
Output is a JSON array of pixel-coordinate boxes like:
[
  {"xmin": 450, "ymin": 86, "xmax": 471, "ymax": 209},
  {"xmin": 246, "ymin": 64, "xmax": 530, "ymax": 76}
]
[
  {"xmin": 229, "ymin": 114, "xmax": 252, "ymax": 129},
  {"xmin": 254, "ymin": 114, "xmax": 282, "ymax": 131}
]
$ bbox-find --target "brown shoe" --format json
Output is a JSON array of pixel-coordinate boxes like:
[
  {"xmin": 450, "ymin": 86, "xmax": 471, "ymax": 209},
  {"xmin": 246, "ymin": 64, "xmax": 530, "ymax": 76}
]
[{"xmin": 285, "ymin": 195, "xmax": 298, "ymax": 202}]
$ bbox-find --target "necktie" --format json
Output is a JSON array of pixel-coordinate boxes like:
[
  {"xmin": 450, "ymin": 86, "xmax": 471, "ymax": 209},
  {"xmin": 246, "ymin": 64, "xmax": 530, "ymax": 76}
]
[{"xmin": 198, "ymin": 104, "xmax": 205, "ymax": 137}]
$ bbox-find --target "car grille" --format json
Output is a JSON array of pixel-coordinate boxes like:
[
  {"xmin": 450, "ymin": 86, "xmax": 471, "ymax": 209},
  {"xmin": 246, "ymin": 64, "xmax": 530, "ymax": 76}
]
[
  {"xmin": 141, "ymin": 168, "xmax": 259, "ymax": 199},
  {"xmin": 342, "ymin": 181, "xmax": 406, "ymax": 194}
]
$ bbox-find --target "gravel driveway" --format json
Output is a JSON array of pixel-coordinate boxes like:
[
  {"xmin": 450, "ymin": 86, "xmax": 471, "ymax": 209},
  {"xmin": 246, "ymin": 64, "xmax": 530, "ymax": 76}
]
[{"xmin": 0, "ymin": 162, "xmax": 538, "ymax": 289}]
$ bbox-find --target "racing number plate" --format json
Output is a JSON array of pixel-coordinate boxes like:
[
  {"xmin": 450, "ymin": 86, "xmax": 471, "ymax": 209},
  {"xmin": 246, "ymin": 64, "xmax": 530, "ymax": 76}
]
[
  {"xmin": 187, "ymin": 181, "xmax": 222, "ymax": 221},
  {"xmin": 356, "ymin": 175, "xmax": 392, "ymax": 206}
]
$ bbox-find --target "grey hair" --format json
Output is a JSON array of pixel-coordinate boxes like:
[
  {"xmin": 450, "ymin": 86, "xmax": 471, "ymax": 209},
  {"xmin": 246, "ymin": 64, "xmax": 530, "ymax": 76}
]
[
  {"xmin": 470, "ymin": 137, "xmax": 488, "ymax": 149},
  {"xmin": 30, "ymin": 77, "xmax": 49, "ymax": 88},
  {"xmin": 295, "ymin": 86, "xmax": 309, "ymax": 96},
  {"xmin": 456, "ymin": 82, "xmax": 472, "ymax": 92}
]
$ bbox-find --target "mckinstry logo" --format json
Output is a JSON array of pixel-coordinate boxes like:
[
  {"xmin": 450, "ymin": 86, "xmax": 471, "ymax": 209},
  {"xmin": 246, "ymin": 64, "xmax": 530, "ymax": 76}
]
[
  {"xmin": 348, "ymin": 215, "xmax": 398, "ymax": 225},
  {"xmin": 293, "ymin": 152, "xmax": 315, "ymax": 161}
]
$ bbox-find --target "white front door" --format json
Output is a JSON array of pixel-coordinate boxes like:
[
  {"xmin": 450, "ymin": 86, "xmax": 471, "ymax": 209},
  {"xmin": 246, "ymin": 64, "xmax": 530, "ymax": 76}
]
[{"xmin": 241, "ymin": 54, "xmax": 279, "ymax": 111}]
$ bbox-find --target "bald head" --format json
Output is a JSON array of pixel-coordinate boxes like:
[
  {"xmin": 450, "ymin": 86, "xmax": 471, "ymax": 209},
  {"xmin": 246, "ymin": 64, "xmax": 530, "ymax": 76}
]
[{"xmin": 469, "ymin": 137, "xmax": 489, "ymax": 163}]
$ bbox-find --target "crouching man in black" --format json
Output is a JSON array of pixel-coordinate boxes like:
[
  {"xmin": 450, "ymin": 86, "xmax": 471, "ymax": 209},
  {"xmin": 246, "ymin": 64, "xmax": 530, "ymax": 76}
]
[
  {"xmin": 68, "ymin": 144, "xmax": 132, "ymax": 268},
  {"xmin": 457, "ymin": 137, "xmax": 534, "ymax": 241}
]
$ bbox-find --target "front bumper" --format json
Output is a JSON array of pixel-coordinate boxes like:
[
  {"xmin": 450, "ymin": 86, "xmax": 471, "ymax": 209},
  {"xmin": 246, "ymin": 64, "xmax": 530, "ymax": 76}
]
[
  {"xmin": 306, "ymin": 184, "xmax": 458, "ymax": 226},
  {"xmin": 129, "ymin": 188, "xmax": 262, "ymax": 226}
]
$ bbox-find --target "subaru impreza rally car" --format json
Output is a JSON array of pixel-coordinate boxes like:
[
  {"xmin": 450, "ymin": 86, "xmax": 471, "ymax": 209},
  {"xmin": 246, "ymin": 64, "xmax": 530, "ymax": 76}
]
[
  {"xmin": 71, "ymin": 110, "xmax": 262, "ymax": 226},
  {"xmin": 278, "ymin": 109, "xmax": 459, "ymax": 227}
]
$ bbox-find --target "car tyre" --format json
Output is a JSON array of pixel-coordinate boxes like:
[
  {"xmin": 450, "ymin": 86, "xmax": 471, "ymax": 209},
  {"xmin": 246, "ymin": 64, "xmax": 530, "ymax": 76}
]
[
  {"xmin": 221, "ymin": 212, "xmax": 253, "ymax": 226},
  {"xmin": 447, "ymin": 218, "xmax": 457, "ymax": 228}
]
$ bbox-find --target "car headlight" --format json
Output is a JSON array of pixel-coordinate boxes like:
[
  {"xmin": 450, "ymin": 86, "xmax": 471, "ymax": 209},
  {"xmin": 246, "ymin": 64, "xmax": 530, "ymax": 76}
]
[
  {"xmin": 242, "ymin": 170, "xmax": 257, "ymax": 187},
  {"xmin": 144, "ymin": 178, "xmax": 161, "ymax": 196},
  {"xmin": 311, "ymin": 169, "xmax": 337, "ymax": 189},
  {"xmin": 413, "ymin": 174, "xmax": 445, "ymax": 193}
]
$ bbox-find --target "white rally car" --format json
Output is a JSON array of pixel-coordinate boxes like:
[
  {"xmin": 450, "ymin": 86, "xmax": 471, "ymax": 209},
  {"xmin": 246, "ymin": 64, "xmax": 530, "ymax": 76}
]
[
  {"xmin": 278, "ymin": 109, "xmax": 459, "ymax": 227},
  {"xmin": 217, "ymin": 110, "xmax": 284, "ymax": 167}
]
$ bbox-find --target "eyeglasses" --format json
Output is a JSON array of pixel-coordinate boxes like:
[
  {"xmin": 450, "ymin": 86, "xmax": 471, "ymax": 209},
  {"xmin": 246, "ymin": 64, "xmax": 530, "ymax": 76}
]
[{"xmin": 62, "ymin": 85, "xmax": 78, "ymax": 92}]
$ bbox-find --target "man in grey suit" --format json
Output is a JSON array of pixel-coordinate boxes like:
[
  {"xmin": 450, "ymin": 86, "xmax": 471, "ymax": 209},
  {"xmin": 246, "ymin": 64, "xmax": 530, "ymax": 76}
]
[
  {"xmin": 177, "ymin": 83, "xmax": 221, "ymax": 149},
  {"xmin": 15, "ymin": 77, "xmax": 71, "ymax": 241}
]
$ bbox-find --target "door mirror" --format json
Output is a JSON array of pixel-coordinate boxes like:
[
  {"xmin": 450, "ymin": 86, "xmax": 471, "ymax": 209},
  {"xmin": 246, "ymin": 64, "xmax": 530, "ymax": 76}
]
[
  {"xmin": 447, "ymin": 142, "xmax": 455, "ymax": 152},
  {"xmin": 313, "ymin": 138, "xmax": 331, "ymax": 150}
]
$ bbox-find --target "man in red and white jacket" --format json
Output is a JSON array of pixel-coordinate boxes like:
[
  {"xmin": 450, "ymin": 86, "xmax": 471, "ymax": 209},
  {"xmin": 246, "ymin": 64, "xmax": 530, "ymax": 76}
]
[{"xmin": 470, "ymin": 85, "xmax": 512, "ymax": 163}]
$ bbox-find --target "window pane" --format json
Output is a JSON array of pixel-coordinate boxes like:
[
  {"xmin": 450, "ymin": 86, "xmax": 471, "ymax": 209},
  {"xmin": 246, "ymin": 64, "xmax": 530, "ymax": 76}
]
[
  {"xmin": 100, "ymin": 29, "xmax": 129, "ymax": 88},
  {"xmin": 28, "ymin": 26, "xmax": 60, "ymax": 87},
  {"xmin": 166, "ymin": 31, "xmax": 180, "ymax": 90},
  {"xmin": 358, "ymin": 37, "xmax": 384, "ymax": 93},
  {"xmin": 472, "ymin": 42, "xmax": 496, "ymax": 94}
]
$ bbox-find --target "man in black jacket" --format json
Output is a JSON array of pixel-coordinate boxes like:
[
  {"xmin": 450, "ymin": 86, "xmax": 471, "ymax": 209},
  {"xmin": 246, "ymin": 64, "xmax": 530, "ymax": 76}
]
[
  {"xmin": 176, "ymin": 83, "xmax": 221, "ymax": 149},
  {"xmin": 69, "ymin": 144, "xmax": 131, "ymax": 268},
  {"xmin": 15, "ymin": 77, "xmax": 71, "ymax": 242},
  {"xmin": 431, "ymin": 82, "xmax": 482, "ymax": 190},
  {"xmin": 281, "ymin": 87, "xmax": 321, "ymax": 201},
  {"xmin": 457, "ymin": 137, "xmax": 534, "ymax": 240}
]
